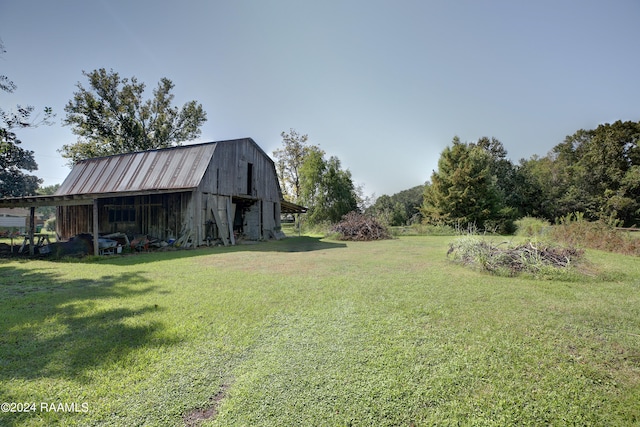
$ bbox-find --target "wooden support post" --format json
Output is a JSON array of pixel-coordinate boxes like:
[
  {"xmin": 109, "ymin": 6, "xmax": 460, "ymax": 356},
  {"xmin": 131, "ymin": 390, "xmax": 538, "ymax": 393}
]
[
  {"xmin": 93, "ymin": 199, "xmax": 99, "ymax": 256},
  {"xmin": 226, "ymin": 198, "xmax": 235, "ymax": 245},
  {"xmin": 29, "ymin": 206, "xmax": 35, "ymax": 255}
]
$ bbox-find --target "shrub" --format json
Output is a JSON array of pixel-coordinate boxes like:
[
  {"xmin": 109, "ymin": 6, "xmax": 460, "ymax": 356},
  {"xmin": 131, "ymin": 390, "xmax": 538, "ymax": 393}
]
[
  {"xmin": 44, "ymin": 217, "xmax": 56, "ymax": 232},
  {"xmin": 550, "ymin": 214, "xmax": 640, "ymax": 256},
  {"xmin": 515, "ymin": 217, "xmax": 551, "ymax": 238},
  {"xmin": 331, "ymin": 211, "xmax": 391, "ymax": 241}
]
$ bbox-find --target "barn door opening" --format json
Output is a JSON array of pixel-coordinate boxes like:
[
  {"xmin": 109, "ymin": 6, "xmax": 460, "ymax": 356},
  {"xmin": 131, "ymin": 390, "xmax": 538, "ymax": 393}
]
[{"xmin": 231, "ymin": 197, "xmax": 262, "ymax": 240}]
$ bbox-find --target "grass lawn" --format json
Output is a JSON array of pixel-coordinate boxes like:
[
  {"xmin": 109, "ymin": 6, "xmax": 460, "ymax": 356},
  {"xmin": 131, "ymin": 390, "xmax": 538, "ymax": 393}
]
[{"xmin": 1, "ymin": 236, "xmax": 639, "ymax": 426}]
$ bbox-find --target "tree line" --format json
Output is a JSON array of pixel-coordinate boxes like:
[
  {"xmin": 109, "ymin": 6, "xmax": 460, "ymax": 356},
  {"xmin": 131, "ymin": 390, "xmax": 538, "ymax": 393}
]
[{"xmin": 369, "ymin": 123, "xmax": 640, "ymax": 231}]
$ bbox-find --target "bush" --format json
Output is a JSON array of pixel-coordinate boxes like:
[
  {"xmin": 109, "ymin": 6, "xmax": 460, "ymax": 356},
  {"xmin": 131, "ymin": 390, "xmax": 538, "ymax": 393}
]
[
  {"xmin": 331, "ymin": 212, "xmax": 391, "ymax": 241},
  {"xmin": 550, "ymin": 213, "xmax": 640, "ymax": 256},
  {"xmin": 515, "ymin": 217, "xmax": 551, "ymax": 238},
  {"xmin": 44, "ymin": 217, "xmax": 56, "ymax": 232}
]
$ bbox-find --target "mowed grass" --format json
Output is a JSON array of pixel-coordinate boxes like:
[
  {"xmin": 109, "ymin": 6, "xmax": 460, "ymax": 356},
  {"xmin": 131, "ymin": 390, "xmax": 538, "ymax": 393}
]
[{"xmin": 1, "ymin": 236, "xmax": 640, "ymax": 426}]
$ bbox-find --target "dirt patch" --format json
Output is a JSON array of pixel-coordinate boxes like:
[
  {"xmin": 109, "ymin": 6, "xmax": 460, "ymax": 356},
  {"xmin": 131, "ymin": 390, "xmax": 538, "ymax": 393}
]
[{"xmin": 183, "ymin": 382, "xmax": 230, "ymax": 427}]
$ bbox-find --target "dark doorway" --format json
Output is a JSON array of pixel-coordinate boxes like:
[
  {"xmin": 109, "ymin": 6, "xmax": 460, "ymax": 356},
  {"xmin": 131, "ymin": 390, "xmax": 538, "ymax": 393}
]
[{"xmin": 247, "ymin": 163, "xmax": 253, "ymax": 195}]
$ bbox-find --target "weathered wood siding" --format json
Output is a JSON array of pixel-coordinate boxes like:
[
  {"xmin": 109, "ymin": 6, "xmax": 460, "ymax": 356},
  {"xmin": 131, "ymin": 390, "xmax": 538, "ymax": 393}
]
[
  {"xmin": 196, "ymin": 139, "xmax": 282, "ymax": 243},
  {"xmin": 56, "ymin": 205, "xmax": 93, "ymax": 238},
  {"xmin": 198, "ymin": 139, "xmax": 282, "ymax": 201},
  {"xmin": 56, "ymin": 192, "xmax": 193, "ymax": 241}
]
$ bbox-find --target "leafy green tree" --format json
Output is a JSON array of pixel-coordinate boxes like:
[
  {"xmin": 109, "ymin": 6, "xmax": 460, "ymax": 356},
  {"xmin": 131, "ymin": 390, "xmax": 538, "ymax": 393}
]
[
  {"xmin": 317, "ymin": 156, "xmax": 359, "ymax": 223},
  {"xmin": 274, "ymin": 129, "xmax": 358, "ymax": 224},
  {"xmin": 475, "ymin": 137, "xmax": 517, "ymax": 209},
  {"xmin": 299, "ymin": 144, "xmax": 326, "ymax": 207},
  {"xmin": 392, "ymin": 185, "xmax": 424, "ymax": 224},
  {"xmin": 0, "ymin": 118, "xmax": 41, "ymax": 197},
  {"xmin": 0, "ymin": 41, "xmax": 52, "ymax": 197},
  {"xmin": 273, "ymin": 129, "xmax": 314, "ymax": 203},
  {"xmin": 60, "ymin": 68, "xmax": 207, "ymax": 163},
  {"xmin": 513, "ymin": 155, "xmax": 556, "ymax": 219},
  {"xmin": 368, "ymin": 194, "xmax": 402, "ymax": 225},
  {"xmin": 548, "ymin": 120, "xmax": 640, "ymax": 225},
  {"xmin": 300, "ymin": 152, "xmax": 358, "ymax": 225},
  {"xmin": 368, "ymin": 185, "xmax": 424, "ymax": 226}
]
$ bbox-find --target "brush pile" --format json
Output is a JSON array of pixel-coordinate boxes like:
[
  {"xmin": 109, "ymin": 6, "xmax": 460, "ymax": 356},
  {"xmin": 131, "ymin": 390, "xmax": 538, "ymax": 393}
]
[
  {"xmin": 447, "ymin": 237, "xmax": 585, "ymax": 276},
  {"xmin": 331, "ymin": 211, "xmax": 391, "ymax": 241}
]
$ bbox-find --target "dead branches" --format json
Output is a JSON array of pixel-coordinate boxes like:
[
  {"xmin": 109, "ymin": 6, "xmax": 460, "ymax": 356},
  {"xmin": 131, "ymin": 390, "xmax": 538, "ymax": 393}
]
[
  {"xmin": 331, "ymin": 212, "xmax": 392, "ymax": 241},
  {"xmin": 447, "ymin": 237, "xmax": 585, "ymax": 276}
]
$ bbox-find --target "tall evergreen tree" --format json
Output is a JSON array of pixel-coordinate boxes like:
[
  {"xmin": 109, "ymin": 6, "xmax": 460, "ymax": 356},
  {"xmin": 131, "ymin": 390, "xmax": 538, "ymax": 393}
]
[{"xmin": 422, "ymin": 136, "xmax": 503, "ymax": 229}]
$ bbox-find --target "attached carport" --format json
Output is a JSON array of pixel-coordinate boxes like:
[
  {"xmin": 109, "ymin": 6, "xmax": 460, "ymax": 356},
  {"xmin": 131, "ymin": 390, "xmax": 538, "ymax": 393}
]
[{"xmin": 0, "ymin": 191, "xmax": 166, "ymax": 256}]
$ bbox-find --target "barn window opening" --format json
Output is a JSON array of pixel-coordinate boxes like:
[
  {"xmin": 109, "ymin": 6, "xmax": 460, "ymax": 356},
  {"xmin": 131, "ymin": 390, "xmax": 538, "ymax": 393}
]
[
  {"xmin": 106, "ymin": 197, "xmax": 137, "ymax": 223},
  {"xmin": 247, "ymin": 162, "xmax": 253, "ymax": 195},
  {"xmin": 108, "ymin": 208, "xmax": 136, "ymax": 223}
]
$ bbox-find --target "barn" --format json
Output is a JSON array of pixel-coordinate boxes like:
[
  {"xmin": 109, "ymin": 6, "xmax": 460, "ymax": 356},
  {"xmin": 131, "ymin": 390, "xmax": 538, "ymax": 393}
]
[{"xmin": 0, "ymin": 138, "xmax": 305, "ymax": 254}]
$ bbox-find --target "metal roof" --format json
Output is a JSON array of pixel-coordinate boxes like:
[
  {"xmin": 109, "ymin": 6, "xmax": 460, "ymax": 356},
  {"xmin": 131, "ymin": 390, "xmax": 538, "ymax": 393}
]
[
  {"xmin": 0, "ymin": 138, "xmax": 306, "ymax": 212},
  {"xmin": 56, "ymin": 142, "xmax": 218, "ymax": 196},
  {"xmin": 280, "ymin": 200, "xmax": 308, "ymax": 214}
]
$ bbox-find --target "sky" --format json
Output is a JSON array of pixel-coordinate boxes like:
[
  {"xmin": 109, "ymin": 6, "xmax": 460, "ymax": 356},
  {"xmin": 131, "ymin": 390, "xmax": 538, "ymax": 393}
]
[{"xmin": 1, "ymin": 0, "xmax": 639, "ymax": 198}]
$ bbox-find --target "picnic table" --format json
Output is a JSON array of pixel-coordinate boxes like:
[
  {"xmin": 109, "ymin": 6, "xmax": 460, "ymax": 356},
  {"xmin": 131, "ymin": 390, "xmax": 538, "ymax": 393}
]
[{"xmin": 18, "ymin": 233, "xmax": 51, "ymax": 254}]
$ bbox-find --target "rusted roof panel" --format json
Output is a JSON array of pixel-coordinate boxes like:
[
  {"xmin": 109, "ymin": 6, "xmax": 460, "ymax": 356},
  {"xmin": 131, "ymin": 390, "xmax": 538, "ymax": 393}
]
[{"xmin": 56, "ymin": 142, "xmax": 217, "ymax": 196}]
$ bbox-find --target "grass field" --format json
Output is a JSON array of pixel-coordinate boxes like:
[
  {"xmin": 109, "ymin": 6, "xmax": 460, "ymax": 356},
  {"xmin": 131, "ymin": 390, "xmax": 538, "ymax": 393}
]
[{"xmin": 1, "ymin": 236, "xmax": 639, "ymax": 426}]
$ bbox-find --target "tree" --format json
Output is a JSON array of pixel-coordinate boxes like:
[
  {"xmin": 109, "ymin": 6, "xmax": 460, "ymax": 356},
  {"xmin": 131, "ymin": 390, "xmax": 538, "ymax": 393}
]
[
  {"xmin": 0, "ymin": 41, "xmax": 52, "ymax": 197},
  {"xmin": 392, "ymin": 185, "xmax": 425, "ymax": 224},
  {"xmin": 422, "ymin": 136, "xmax": 504, "ymax": 230},
  {"xmin": 368, "ymin": 194, "xmax": 403, "ymax": 226},
  {"xmin": 546, "ymin": 121, "xmax": 640, "ymax": 225},
  {"xmin": 296, "ymin": 146, "xmax": 358, "ymax": 225},
  {"xmin": 0, "ymin": 132, "xmax": 41, "ymax": 197},
  {"xmin": 475, "ymin": 137, "xmax": 517, "ymax": 207},
  {"xmin": 317, "ymin": 156, "xmax": 359, "ymax": 223},
  {"xmin": 273, "ymin": 129, "xmax": 360, "ymax": 224},
  {"xmin": 302, "ymin": 155, "xmax": 358, "ymax": 224},
  {"xmin": 299, "ymin": 144, "xmax": 326, "ymax": 207},
  {"xmin": 513, "ymin": 155, "xmax": 555, "ymax": 219},
  {"xmin": 60, "ymin": 68, "xmax": 207, "ymax": 163},
  {"xmin": 368, "ymin": 185, "xmax": 424, "ymax": 226},
  {"xmin": 272, "ymin": 129, "xmax": 313, "ymax": 203}
]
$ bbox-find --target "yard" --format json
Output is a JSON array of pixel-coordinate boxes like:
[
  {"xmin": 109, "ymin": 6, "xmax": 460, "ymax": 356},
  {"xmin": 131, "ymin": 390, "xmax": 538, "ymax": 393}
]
[{"xmin": 1, "ymin": 236, "xmax": 639, "ymax": 426}]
